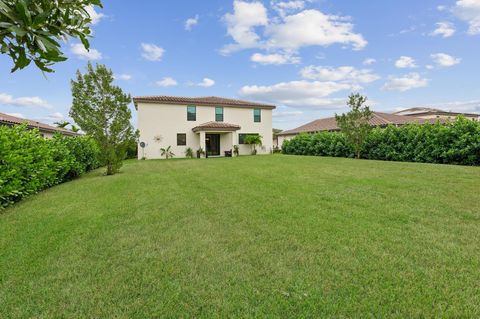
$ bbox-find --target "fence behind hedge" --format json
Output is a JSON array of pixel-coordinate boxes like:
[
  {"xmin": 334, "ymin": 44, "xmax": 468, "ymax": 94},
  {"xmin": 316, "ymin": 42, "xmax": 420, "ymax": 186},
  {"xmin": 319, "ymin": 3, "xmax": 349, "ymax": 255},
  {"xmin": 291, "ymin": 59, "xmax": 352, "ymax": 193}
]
[
  {"xmin": 0, "ymin": 125, "xmax": 101, "ymax": 209},
  {"xmin": 282, "ymin": 117, "xmax": 480, "ymax": 166}
]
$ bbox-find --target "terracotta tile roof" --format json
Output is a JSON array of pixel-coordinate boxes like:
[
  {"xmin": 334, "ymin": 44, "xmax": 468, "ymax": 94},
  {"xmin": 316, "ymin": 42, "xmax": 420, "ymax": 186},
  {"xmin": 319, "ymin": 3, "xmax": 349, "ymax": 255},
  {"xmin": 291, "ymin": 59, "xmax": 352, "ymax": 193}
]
[
  {"xmin": 278, "ymin": 112, "xmax": 446, "ymax": 136},
  {"xmin": 133, "ymin": 95, "xmax": 276, "ymax": 109},
  {"xmin": 192, "ymin": 121, "xmax": 241, "ymax": 132},
  {"xmin": 0, "ymin": 112, "xmax": 79, "ymax": 136},
  {"xmin": 394, "ymin": 107, "xmax": 480, "ymax": 118}
]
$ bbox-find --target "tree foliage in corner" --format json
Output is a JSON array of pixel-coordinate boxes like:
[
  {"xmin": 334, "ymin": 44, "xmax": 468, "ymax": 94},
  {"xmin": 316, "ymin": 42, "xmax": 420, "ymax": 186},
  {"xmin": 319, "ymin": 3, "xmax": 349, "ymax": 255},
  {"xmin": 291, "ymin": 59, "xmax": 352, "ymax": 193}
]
[
  {"xmin": 335, "ymin": 93, "xmax": 373, "ymax": 159},
  {"xmin": 0, "ymin": 0, "xmax": 102, "ymax": 73},
  {"xmin": 70, "ymin": 63, "xmax": 135, "ymax": 175}
]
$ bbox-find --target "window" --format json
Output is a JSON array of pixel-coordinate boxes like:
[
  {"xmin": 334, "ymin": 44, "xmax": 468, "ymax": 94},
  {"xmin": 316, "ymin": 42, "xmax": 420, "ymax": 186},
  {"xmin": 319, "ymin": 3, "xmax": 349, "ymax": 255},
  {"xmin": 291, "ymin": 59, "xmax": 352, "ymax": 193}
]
[
  {"xmin": 254, "ymin": 108, "xmax": 261, "ymax": 122},
  {"xmin": 187, "ymin": 105, "xmax": 196, "ymax": 121},
  {"xmin": 215, "ymin": 107, "xmax": 224, "ymax": 122},
  {"xmin": 177, "ymin": 133, "xmax": 186, "ymax": 146},
  {"xmin": 239, "ymin": 133, "xmax": 259, "ymax": 144}
]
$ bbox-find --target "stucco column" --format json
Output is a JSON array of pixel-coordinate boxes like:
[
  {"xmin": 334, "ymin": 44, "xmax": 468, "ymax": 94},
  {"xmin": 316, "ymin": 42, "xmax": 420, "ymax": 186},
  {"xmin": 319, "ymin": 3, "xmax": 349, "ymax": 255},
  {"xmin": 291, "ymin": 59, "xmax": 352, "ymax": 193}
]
[
  {"xmin": 199, "ymin": 131, "xmax": 206, "ymax": 158},
  {"xmin": 231, "ymin": 132, "xmax": 235, "ymax": 150}
]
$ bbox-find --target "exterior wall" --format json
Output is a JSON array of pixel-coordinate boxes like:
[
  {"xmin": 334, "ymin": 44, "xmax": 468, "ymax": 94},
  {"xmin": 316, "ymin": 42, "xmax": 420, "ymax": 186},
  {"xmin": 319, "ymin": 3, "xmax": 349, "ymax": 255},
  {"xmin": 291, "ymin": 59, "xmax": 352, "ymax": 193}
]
[
  {"xmin": 277, "ymin": 134, "xmax": 296, "ymax": 148},
  {"xmin": 137, "ymin": 103, "xmax": 273, "ymax": 159},
  {"xmin": 40, "ymin": 131, "xmax": 55, "ymax": 139}
]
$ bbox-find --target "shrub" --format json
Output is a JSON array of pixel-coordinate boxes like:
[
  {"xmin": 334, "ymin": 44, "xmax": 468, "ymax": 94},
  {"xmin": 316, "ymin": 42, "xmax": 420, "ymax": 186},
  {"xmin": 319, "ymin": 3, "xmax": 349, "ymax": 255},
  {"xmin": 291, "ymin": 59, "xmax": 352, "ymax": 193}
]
[
  {"xmin": 282, "ymin": 117, "xmax": 480, "ymax": 166},
  {"xmin": 0, "ymin": 125, "xmax": 101, "ymax": 209}
]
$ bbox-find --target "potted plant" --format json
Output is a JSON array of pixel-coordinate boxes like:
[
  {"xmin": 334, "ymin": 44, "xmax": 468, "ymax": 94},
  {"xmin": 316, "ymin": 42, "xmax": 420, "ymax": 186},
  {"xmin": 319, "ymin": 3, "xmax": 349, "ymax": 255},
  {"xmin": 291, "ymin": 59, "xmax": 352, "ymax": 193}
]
[
  {"xmin": 196, "ymin": 147, "xmax": 205, "ymax": 158},
  {"xmin": 160, "ymin": 146, "xmax": 175, "ymax": 159},
  {"xmin": 185, "ymin": 147, "xmax": 194, "ymax": 158},
  {"xmin": 244, "ymin": 135, "xmax": 262, "ymax": 155},
  {"xmin": 233, "ymin": 145, "xmax": 239, "ymax": 157}
]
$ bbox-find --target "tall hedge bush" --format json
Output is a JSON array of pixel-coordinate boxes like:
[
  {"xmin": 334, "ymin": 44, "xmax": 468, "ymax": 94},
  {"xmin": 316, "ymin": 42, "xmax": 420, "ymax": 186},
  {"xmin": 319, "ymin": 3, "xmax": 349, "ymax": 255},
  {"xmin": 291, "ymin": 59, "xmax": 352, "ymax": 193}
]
[
  {"xmin": 282, "ymin": 117, "xmax": 480, "ymax": 166},
  {"xmin": 0, "ymin": 125, "xmax": 100, "ymax": 209}
]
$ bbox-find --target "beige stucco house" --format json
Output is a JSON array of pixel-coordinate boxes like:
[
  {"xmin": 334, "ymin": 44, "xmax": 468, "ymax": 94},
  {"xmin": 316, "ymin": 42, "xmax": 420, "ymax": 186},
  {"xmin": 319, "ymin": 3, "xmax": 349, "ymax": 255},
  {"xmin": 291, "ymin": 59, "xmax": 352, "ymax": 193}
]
[{"xmin": 133, "ymin": 96, "xmax": 276, "ymax": 159}]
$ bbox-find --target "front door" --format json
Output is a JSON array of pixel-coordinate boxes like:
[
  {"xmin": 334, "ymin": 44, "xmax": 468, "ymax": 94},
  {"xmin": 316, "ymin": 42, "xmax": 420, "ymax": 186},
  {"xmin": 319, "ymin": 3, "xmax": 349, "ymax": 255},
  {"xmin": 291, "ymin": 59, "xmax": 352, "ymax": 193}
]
[{"xmin": 206, "ymin": 134, "xmax": 220, "ymax": 156}]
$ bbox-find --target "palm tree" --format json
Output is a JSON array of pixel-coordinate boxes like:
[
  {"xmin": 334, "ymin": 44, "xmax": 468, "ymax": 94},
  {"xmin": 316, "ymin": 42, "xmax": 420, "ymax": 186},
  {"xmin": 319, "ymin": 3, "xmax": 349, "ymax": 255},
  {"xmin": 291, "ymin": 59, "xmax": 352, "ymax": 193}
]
[
  {"xmin": 160, "ymin": 146, "xmax": 175, "ymax": 159},
  {"xmin": 244, "ymin": 135, "xmax": 262, "ymax": 155},
  {"xmin": 185, "ymin": 147, "xmax": 194, "ymax": 158},
  {"xmin": 70, "ymin": 124, "xmax": 80, "ymax": 133},
  {"xmin": 54, "ymin": 120, "xmax": 70, "ymax": 128}
]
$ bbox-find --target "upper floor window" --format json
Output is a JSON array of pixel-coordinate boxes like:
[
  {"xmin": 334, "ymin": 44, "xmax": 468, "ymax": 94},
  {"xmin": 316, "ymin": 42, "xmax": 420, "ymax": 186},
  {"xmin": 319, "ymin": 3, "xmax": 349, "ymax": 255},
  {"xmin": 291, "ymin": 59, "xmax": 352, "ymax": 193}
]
[
  {"xmin": 254, "ymin": 108, "xmax": 261, "ymax": 123},
  {"xmin": 187, "ymin": 105, "xmax": 196, "ymax": 121},
  {"xmin": 215, "ymin": 107, "xmax": 224, "ymax": 122}
]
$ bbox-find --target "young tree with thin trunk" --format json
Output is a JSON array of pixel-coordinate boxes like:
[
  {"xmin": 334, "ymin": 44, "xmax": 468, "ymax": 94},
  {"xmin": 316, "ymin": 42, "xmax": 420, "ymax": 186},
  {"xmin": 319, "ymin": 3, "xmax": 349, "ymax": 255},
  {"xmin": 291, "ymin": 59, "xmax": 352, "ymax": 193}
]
[
  {"xmin": 70, "ymin": 63, "xmax": 135, "ymax": 175},
  {"xmin": 335, "ymin": 93, "xmax": 373, "ymax": 159}
]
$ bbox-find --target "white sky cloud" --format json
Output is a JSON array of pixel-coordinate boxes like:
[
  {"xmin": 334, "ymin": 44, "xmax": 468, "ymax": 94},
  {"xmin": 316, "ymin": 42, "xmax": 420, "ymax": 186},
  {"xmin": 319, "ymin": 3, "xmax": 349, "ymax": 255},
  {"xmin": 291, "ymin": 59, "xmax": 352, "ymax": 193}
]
[
  {"xmin": 221, "ymin": 1, "xmax": 366, "ymax": 54},
  {"xmin": 395, "ymin": 56, "xmax": 417, "ymax": 68},
  {"xmin": 239, "ymin": 80, "xmax": 351, "ymax": 108},
  {"xmin": 266, "ymin": 9, "xmax": 367, "ymax": 51},
  {"xmin": 382, "ymin": 73, "xmax": 429, "ymax": 92},
  {"xmin": 185, "ymin": 15, "xmax": 199, "ymax": 31},
  {"xmin": 431, "ymin": 53, "xmax": 461, "ymax": 67},
  {"xmin": 6, "ymin": 112, "xmax": 24, "ymax": 118},
  {"xmin": 0, "ymin": 93, "xmax": 51, "ymax": 109},
  {"xmin": 273, "ymin": 110, "xmax": 303, "ymax": 118},
  {"xmin": 430, "ymin": 22, "xmax": 456, "ymax": 37},
  {"xmin": 141, "ymin": 43, "xmax": 165, "ymax": 61},
  {"xmin": 250, "ymin": 52, "xmax": 300, "ymax": 64},
  {"xmin": 271, "ymin": 0, "xmax": 305, "ymax": 17},
  {"xmin": 363, "ymin": 58, "xmax": 376, "ymax": 65},
  {"xmin": 300, "ymin": 65, "xmax": 380, "ymax": 84},
  {"xmin": 197, "ymin": 78, "xmax": 216, "ymax": 87},
  {"xmin": 85, "ymin": 5, "xmax": 105, "ymax": 25},
  {"xmin": 156, "ymin": 77, "xmax": 178, "ymax": 87},
  {"xmin": 47, "ymin": 112, "xmax": 65, "ymax": 120},
  {"xmin": 70, "ymin": 43, "xmax": 102, "ymax": 60},
  {"xmin": 115, "ymin": 74, "xmax": 132, "ymax": 81},
  {"xmin": 452, "ymin": 0, "xmax": 480, "ymax": 35},
  {"xmin": 221, "ymin": 0, "xmax": 268, "ymax": 54}
]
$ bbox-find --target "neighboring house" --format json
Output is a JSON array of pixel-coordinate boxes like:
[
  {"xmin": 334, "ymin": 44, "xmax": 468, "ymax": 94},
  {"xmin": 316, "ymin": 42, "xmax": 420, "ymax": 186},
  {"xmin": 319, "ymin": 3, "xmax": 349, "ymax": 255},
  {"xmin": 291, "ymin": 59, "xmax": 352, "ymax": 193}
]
[
  {"xmin": 0, "ymin": 112, "xmax": 78, "ymax": 138},
  {"xmin": 394, "ymin": 107, "xmax": 480, "ymax": 121},
  {"xmin": 272, "ymin": 128, "xmax": 283, "ymax": 148},
  {"xmin": 277, "ymin": 111, "xmax": 444, "ymax": 146},
  {"xmin": 133, "ymin": 96, "xmax": 275, "ymax": 159}
]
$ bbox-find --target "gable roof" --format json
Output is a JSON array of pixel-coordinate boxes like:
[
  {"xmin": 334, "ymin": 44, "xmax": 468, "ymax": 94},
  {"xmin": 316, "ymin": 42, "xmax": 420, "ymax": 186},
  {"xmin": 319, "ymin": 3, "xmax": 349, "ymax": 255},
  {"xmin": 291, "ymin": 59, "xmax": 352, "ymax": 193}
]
[
  {"xmin": 0, "ymin": 112, "xmax": 79, "ymax": 136},
  {"xmin": 394, "ymin": 107, "xmax": 480, "ymax": 118},
  {"xmin": 192, "ymin": 121, "xmax": 241, "ymax": 132},
  {"xmin": 278, "ymin": 112, "xmax": 445, "ymax": 136},
  {"xmin": 133, "ymin": 95, "xmax": 276, "ymax": 109}
]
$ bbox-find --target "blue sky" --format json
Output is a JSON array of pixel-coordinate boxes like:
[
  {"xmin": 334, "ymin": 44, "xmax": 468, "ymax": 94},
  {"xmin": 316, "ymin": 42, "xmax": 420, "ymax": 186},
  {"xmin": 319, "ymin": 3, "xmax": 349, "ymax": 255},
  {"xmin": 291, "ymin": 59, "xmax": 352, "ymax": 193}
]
[{"xmin": 1, "ymin": 0, "xmax": 479, "ymax": 130}]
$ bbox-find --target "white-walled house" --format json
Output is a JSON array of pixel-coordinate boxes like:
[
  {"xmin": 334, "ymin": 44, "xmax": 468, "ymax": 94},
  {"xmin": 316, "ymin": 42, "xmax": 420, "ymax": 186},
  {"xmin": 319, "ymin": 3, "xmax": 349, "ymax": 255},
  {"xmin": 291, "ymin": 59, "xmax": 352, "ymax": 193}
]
[{"xmin": 133, "ymin": 96, "xmax": 276, "ymax": 159}]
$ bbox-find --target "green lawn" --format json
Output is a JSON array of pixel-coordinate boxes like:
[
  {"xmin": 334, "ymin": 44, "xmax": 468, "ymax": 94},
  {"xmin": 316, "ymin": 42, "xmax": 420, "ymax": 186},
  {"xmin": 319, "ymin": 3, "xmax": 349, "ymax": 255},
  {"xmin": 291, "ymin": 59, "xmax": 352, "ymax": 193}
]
[{"xmin": 1, "ymin": 155, "xmax": 480, "ymax": 318}]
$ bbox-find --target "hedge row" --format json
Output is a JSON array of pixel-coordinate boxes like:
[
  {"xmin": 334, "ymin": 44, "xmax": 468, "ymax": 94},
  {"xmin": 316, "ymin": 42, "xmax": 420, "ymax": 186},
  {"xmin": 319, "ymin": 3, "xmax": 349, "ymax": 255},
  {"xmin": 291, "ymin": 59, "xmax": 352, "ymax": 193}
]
[
  {"xmin": 282, "ymin": 117, "xmax": 480, "ymax": 166},
  {"xmin": 0, "ymin": 125, "xmax": 100, "ymax": 209}
]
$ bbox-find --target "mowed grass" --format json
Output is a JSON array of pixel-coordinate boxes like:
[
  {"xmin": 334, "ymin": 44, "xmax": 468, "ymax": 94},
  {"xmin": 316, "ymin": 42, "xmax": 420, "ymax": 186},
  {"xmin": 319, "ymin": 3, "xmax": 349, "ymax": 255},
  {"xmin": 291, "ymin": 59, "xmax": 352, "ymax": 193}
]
[{"xmin": 1, "ymin": 155, "xmax": 480, "ymax": 318}]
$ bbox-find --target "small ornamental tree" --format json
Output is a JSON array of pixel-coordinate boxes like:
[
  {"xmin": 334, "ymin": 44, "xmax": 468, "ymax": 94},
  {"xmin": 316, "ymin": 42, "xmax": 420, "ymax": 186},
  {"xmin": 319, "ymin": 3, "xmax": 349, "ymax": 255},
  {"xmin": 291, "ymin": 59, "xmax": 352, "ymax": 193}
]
[
  {"xmin": 245, "ymin": 134, "xmax": 262, "ymax": 155},
  {"xmin": 0, "ymin": 0, "xmax": 103, "ymax": 73},
  {"xmin": 70, "ymin": 63, "xmax": 135, "ymax": 175},
  {"xmin": 335, "ymin": 93, "xmax": 373, "ymax": 159}
]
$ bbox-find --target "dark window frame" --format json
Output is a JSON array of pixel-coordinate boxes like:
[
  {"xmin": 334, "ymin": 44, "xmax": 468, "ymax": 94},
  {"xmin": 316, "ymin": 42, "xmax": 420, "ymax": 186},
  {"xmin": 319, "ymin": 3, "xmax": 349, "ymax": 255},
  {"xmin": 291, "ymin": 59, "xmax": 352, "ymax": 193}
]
[
  {"xmin": 177, "ymin": 133, "xmax": 187, "ymax": 146},
  {"xmin": 239, "ymin": 133, "xmax": 259, "ymax": 144},
  {"xmin": 254, "ymin": 108, "xmax": 261, "ymax": 122},
  {"xmin": 187, "ymin": 105, "xmax": 196, "ymax": 121},
  {"xmin": 215, "ymin": 107, "xmax": 224, "ymax": 122}
]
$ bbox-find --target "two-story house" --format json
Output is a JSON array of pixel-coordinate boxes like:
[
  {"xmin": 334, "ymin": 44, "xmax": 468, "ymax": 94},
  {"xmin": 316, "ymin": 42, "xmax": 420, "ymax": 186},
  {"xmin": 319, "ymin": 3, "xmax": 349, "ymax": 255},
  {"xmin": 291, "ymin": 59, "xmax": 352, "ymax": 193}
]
[{"xmin": 133, "ymin": 96, "xmax": 276, "ymax": 159}]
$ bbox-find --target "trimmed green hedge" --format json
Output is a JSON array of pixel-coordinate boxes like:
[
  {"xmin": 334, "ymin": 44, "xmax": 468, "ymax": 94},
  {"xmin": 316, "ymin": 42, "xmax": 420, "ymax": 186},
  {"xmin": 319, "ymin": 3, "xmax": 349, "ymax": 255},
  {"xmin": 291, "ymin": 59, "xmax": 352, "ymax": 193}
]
[
  {"xmin": 282, "ymin": 117, "xmax": 480, "ymax": 166},
  {"xmin": 0, "ymin": 125, "xmax": 100, "ymax": 209}
]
